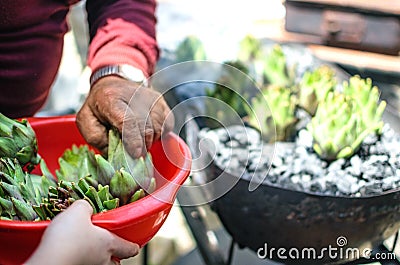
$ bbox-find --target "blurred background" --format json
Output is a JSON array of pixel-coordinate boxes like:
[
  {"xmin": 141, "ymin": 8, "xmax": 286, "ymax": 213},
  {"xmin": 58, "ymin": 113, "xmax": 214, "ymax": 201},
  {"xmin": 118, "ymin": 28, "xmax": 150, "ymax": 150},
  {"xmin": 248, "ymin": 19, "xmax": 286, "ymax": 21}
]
[{"xmin": 37, "ymin": 0, "xmax": 400, "ymax": 264}]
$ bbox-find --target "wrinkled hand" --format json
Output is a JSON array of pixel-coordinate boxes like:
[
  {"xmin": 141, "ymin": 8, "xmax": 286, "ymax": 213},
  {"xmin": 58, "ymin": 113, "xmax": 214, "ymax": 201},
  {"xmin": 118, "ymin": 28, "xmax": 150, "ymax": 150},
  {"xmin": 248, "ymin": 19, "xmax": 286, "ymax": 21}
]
[
  {"xmin": 76, "ymin": 76, "xmax": 174, "ymax": 158},
  {"xmin": 25, "ymin": 200, "xmax": 139, "ymax": 265}
]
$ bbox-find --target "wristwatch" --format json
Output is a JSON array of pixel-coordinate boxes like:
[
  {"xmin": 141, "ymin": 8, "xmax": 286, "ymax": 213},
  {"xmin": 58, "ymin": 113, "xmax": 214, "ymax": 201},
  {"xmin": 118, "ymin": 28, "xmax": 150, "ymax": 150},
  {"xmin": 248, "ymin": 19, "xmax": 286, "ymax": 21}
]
[{"xmin": 90, "ymin": 64, "xmax": 148, "ymax": 87}]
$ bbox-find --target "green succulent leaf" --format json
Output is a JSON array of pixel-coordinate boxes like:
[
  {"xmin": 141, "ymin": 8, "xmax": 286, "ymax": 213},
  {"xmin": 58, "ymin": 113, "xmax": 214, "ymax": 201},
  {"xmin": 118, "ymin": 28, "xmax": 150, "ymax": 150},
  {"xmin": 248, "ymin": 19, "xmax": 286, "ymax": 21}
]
[
  {"xmin": 175, "ymin": 35, "xmax": 207, "ymax": 62},
  {"xmin": 307, "ymin": 88, "xmax": 385, "ymax": 162},
  {"xmin": 103, "ymin": 198, "xmax": 119, "ymax": 210},
  {"xmin": 11, "ymin": 197, "xmax": 37, "ymax": 221},
  {"xmin": 130, "ymin": 189, "xmax": 145, "ymax": 203},
  {"xmin": 96, "ymin": 154, "xmax": 115, "ymax": 186},
  {"xmin": 263, "ymin": 45, "xmax": 296, "ymax": 87},
  {"xmin": 342, "ymin": 75, "xmax": 387, "ymax": 135},
  {"xmin": 0, "ymin": 113, "xmax": 40, "ymax": 169},
  {"xmin": 298, "ymin": 65, "xmax": 337, "ymax": 115},
  {"xmin": 245, "ymin": 85, "xmax": 298, "ymax": 142},
  {"xmin": 110, "ymin": 169, "xmax": 138, "ymax": 206}
]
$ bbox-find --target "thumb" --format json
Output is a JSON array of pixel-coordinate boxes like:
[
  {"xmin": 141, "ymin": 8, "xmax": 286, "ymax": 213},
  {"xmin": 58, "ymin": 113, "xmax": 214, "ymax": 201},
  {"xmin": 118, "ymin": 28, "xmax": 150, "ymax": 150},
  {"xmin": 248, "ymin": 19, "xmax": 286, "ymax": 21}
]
[
  {"xmin": 50, "ymin": 199, "xmax": 94, "ymax": 226},
  {"xmin": 108, "ymin": 233, "xmax": 140, "ymax": 259},
  {"xmin": 67, "ymin": 200, "xmax": 94, "ymax": 216}
]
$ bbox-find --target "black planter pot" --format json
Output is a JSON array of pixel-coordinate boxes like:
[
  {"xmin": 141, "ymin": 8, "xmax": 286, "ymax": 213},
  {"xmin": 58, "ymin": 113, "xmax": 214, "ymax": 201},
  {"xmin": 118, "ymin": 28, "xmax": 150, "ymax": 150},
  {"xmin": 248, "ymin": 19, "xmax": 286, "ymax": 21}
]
[
  {"xmin": 202, "ymin": 107, "xmax": 400, "ymax": 265},
  {"xmin": 205, "ymin": 161, "xmax": 400, "ymax": 264}
]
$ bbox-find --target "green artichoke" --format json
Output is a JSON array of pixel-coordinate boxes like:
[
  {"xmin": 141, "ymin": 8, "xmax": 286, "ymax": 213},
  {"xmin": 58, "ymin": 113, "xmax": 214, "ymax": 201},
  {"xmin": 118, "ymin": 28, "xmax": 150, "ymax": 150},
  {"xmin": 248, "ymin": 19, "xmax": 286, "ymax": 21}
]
[
  {"xmin": 0, "ymin": 158, "xmax": 45, "ymax": 221},
  {"xmin": 33, "ymin": 179, "xmax": 119, "ymax": 220},
  {"xmin": 54, "ymin": 128, "xmax": 155, "ymax": 209},
  {"xmin": 55, "ymin": 144, "xmax": 97, "ymax": 184},
  {"xmin": 0, "ymin": 113, "xmax": 40, "ymax": 171},
  {"xmin": 0, "ymin": 127, "xmax": 155, "ymax": 221}
]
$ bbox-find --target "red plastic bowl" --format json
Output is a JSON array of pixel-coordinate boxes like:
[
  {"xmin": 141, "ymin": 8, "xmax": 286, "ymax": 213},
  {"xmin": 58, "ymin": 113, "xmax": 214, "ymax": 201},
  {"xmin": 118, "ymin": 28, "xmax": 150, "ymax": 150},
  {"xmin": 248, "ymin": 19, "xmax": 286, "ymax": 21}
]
[{"xmin": 0, "ymin": 116, "xmax": 191, "ymax": 265}]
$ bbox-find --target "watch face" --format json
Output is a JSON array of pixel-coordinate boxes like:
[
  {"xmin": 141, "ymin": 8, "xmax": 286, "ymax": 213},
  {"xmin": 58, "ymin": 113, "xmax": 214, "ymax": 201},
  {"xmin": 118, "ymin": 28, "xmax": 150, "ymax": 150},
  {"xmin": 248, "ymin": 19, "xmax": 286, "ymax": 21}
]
[{"xmin": 120, "ymin": 64, "xmax": 146, "ymax": 83}]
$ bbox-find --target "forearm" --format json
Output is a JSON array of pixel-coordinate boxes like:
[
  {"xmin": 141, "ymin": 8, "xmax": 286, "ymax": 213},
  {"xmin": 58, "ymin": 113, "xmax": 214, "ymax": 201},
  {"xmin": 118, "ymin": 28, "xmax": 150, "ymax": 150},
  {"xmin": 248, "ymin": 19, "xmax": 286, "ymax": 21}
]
[{"xmin": 85, "ymin": 0, "xmax": 159, "ymax": 76}]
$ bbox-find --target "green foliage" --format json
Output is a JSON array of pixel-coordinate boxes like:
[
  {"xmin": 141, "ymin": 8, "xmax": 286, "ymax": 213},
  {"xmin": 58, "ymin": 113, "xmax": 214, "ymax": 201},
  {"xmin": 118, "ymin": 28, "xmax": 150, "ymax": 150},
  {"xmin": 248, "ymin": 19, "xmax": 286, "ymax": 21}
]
[
  {"xmin": 0, "ymin": 158, "xmax": 55, "ymax": 221},
  {"xmin": 55, "ymin": 145, "xmax": 97, "ymax": 184},
  {"xmin": 307, "ymin": 88, "xmax": 386, "ymax": 161},
  {"xmin": 175, "ymin": 35, "xmax": 207, "ymax": 62},
  {"xmin": 245, "ymin": 86, "xmax": 298, "ymax": 142},
  {"xmin": 238, "ymin": 35, "xmax": 263, "ymax": 62},
  {"xmin": 342, "ymin": 75, "xmax": 386, "ymax": 135},
  {"xmin": 0, "ymin": 122, "xmax": 155, "ymax": 221},
  {"xmin": 205, "ymin": 60, "xmax": 251, "ymax": 128},
  {"xmin": 298, "ymin": 65, "xmax": 337, "ymax": 115},
  {"xmin": 0, "ymin": 113, "xmax": 40, "ymax": 171},
  {"xmin": 191, "ymin": 34, "xmax": 388, "ymax": 163},
  {"xmin": 262, "ymin": 45, "xmax": 296, "ymax": 87}
]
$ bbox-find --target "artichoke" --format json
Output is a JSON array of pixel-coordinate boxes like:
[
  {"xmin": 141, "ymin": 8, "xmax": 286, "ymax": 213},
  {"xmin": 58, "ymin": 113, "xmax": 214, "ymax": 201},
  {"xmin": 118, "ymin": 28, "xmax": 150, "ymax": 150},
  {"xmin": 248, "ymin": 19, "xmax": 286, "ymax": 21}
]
[
  {"xmin": 54, "ymin": 128, "xmax": 155, "ymax": 209},
  {"xmin": 55, "ymin": 144, "xmax": 97, "ymax": 184},
  {"xmin": 110, "ymin": 168, "xmax": 138, "ymax": 206},
  {"xmin": 95, "ymin": 154, "xmax": 115, "ymax": 186},
  {"xmin": 0, "ymin": 124, "xmax": 155, "ymax": 221},
  {"xmin": 0, "ymin": 113, "xmax": 40, "ymax": 171},
  {"xmin": 0, "ymin": 158, "xmax": 48, "ymax": 221},
  {"xmin": 33, "ymin": 180, "xmax": 119, "ymax": 220},
  {"xmin": 245, "ymin": 85, "xmax": 298, "ymax": 142},
  {"xmin": 298, "ymin": 65, "xmax": 337, "ymax": 115}
]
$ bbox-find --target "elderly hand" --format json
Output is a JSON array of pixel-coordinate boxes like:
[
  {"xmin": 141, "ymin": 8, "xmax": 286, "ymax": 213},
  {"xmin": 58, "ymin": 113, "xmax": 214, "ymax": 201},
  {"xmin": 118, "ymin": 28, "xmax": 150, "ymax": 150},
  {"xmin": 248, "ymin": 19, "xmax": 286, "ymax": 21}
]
[
  {"xmin": 25, "ymin": 200, "xmax": 139, "ymax": 265},
  {"xmin": 76, "ymin": 76, "xmax": 174, "ymax": 158}
]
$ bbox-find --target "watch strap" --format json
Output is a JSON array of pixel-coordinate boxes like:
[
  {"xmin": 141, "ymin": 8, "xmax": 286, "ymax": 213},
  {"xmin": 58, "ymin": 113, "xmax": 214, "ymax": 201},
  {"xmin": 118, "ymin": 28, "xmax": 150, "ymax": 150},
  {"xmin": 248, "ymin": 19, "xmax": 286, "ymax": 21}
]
[{"xmin": 90, "ymin": 64, "xmax": 148, "ymax": 87}]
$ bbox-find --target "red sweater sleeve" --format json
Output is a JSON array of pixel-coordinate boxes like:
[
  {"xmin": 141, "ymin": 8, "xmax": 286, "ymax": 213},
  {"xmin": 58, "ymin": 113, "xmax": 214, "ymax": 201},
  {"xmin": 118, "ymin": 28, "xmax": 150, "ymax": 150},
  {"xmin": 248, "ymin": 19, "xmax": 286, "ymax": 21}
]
[{"xmin": 86, "ymin": 0, "xmax": 159, "ymax": 76}]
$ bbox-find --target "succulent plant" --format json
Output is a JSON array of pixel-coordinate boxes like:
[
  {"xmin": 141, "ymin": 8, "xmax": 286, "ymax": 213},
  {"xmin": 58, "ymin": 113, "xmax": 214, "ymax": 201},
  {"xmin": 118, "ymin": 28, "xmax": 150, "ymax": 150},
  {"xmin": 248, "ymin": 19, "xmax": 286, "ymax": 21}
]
[
  {"xmin": 342, "ymin": 75, "xmax": 386, "ymax": 135},
  {"xmin": 205, "ymin": 60, "xmax": 251, "ymax": 128},
  {"xmin": 298, "ymin": 65, "xmax": 337, "ymax": 115},
  {"xmin": 238, "ymin": 35, "xmax": 263, "ymax": 63},
  {"xmin": 237, "ymin": 35, "xmax": 265, "ymax": 81},
  {"xmin": 307, "ymin": 90, "xmax": 385, "ymax": 161},
  {"xmin": 175, "ymin": 35, "xmax": 207, "ymax": 62},
  {"xmin": 262, "ymin": 44, "xmax": 296, "ymax": 87},
  {"xmin": 0, "ymin": 113, "xmax": 40, "ymax": 171},
  {"xmin": 245, "ymin": 85, "xmax": 298, "ymax": 142}
]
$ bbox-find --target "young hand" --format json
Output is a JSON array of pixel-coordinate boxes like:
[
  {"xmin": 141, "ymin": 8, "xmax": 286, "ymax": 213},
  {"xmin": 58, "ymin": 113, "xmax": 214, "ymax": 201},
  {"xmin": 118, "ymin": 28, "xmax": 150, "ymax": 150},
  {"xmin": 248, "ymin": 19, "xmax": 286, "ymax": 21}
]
[{"xmin": 25, "ymin": 200, "xmax": 139, "ymax": 265}]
